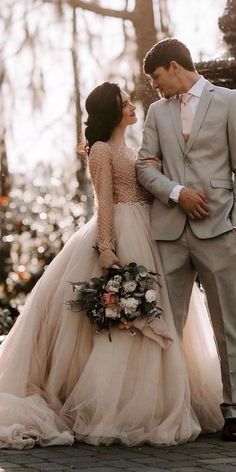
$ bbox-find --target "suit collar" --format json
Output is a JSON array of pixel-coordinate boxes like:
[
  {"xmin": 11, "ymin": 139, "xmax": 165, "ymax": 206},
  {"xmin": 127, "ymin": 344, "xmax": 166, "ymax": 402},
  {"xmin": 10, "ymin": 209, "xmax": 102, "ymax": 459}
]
[{"xmin": 185, "ymin": 81, "xmax": 214, "ymax": 154}]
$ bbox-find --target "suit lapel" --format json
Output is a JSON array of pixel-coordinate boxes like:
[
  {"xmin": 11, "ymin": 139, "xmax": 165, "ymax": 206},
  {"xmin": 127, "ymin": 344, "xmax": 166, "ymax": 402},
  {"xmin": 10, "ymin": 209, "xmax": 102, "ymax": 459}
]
[
  {"xmin": 185, "ymin": 81, "xmax": 215, "ymax": 155},
  {"xmin": 169, "ymin": 96, "xmax": 186, "ymax": 154}
]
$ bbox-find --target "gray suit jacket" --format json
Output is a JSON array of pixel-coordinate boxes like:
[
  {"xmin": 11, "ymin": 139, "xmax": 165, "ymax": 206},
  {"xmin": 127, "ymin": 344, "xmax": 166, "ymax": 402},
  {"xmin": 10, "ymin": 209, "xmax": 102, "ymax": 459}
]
[{"xmin": 136, "ymin": 81, "xmax": 236, "ymax": 240}]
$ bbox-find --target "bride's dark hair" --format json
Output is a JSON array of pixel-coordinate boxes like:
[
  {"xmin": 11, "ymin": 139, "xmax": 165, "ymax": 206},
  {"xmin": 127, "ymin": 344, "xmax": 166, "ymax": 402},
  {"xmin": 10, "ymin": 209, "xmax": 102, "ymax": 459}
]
[{"xmin": 85, "ymin": 82, "xmax": 123, "ymax": 152}]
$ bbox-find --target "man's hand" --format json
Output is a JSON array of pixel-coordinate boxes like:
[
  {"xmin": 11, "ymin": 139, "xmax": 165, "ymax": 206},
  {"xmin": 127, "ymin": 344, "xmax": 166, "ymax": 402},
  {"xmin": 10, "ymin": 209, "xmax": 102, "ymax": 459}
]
[
  {"xmin": 99, "ymin": 249, "xmax": 120, "ymax": 269},
  {"xmin": 178, "ymin": 187, "xmax": 209, "ymax": 219}
]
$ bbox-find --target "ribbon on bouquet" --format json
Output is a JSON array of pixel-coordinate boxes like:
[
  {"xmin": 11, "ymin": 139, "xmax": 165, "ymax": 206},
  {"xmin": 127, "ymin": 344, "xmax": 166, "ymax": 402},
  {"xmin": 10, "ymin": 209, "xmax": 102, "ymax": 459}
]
[{"xmin": 132, "ymin": 315, "xmax": 173, "ymax": 349}]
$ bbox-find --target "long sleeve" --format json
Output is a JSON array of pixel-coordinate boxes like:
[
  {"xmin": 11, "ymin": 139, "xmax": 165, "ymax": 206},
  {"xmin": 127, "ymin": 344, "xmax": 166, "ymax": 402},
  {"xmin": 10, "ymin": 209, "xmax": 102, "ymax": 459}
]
[
  {"xmin": 136, "ymin": 103, "xmax": 179, "ymax": 206},
  {"xmin": 88, "ymin": 141, "xmax": 115, "ymax": 253}
]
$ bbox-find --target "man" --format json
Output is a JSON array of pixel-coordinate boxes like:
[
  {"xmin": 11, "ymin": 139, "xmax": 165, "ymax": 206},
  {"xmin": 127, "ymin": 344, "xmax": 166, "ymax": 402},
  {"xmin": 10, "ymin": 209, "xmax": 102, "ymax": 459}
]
[{"xmin": 136, "ymin": 38, "xmax": 236, "ymax": 441}]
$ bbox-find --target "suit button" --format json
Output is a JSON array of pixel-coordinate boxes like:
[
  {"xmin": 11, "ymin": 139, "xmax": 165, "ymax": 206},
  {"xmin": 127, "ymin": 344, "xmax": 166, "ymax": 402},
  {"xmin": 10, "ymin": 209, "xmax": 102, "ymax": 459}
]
[
  {"xmin": 185, "ymin": 158, "xmax": 190, "ymax": 166},
  {"xmin": 186, "ymin": 182, "xmax": 192, "ymax": 187}
]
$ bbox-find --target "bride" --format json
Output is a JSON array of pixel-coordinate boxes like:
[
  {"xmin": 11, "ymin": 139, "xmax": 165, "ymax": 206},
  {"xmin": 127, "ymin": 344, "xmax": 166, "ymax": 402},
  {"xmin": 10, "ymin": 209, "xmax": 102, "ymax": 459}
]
[{"xmin": 0, "ymin": 82, "xmax": 223, "ymax": 449}]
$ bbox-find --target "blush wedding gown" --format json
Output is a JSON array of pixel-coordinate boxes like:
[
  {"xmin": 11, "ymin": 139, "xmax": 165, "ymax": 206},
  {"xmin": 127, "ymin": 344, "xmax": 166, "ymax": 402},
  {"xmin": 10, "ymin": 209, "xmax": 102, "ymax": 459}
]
[{"xmin": 0, "ymin": 141, "xmax": 223, "ymax": 449}]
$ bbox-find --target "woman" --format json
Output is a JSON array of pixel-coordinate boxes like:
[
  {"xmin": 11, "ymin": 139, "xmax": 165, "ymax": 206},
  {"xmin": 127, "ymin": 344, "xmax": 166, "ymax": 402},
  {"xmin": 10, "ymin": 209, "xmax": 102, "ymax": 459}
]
[{"xmin": 0, "ymin": 82, "xmax": 223, "ymax": 449}]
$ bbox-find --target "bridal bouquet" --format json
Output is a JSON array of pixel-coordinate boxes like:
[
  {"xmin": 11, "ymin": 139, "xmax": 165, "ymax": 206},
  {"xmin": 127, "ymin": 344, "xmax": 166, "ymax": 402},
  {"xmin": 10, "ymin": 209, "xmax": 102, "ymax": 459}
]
[{"xmin": 66, "ymin": 262, "xmax": 162, "ymax": 340}]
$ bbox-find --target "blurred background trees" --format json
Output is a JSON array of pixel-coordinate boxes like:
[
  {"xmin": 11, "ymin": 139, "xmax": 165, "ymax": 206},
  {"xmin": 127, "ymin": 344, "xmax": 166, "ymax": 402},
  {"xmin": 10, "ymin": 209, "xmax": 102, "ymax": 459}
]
[{"xmin": 0, "ymin": 0, "xmax": 226, "ymax": 331}]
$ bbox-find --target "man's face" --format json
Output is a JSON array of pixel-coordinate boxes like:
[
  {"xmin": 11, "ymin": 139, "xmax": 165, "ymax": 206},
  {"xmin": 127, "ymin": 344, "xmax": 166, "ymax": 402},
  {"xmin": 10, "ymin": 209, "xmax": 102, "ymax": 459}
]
[{"xmin": 150, "ymin": 64, "xmax": 179, "ymax": 99}]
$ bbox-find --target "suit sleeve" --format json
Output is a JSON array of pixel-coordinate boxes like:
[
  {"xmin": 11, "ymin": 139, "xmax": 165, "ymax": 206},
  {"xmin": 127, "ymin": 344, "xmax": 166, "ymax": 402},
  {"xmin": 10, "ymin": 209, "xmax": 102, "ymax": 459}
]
[
  {"xmin": 227, "ymin": 91, "xmax": 236, "ymax": 226},
  {"xmin": 136, "ymin": 103, "xmax": 179, "ymax": 206}
]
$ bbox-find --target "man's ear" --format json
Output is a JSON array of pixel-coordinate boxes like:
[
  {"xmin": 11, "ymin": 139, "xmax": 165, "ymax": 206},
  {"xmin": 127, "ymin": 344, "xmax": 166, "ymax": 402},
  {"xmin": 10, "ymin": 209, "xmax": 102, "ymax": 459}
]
[{"xmin": 170, "ymin": 60, "xmax": 180, "ymax": 74}]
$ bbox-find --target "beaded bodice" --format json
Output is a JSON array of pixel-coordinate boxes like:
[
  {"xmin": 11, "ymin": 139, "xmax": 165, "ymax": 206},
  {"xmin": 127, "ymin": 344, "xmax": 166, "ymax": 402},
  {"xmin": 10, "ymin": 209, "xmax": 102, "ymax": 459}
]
[{"xmin": 89, "ymin": 141, "xmax": 152, "ymax": 252}]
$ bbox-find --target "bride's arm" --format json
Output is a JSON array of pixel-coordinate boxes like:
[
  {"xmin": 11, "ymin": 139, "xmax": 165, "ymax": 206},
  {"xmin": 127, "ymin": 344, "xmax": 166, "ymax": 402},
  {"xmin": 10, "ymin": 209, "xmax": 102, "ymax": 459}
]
[
  {"xmin": 143, "ymin": 156, "xmax": 162, "ymax": 170},
  {"xmin": 88, "ymin": 142, "xmax": 120, "ymax": 269}
]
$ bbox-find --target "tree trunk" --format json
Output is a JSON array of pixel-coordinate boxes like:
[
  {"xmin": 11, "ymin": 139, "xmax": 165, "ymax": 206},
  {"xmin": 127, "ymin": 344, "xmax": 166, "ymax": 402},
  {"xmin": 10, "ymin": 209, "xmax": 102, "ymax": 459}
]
[
  {"xmin": 0, "ymin": 64, "xmax": 11, "ymax": 298},
  {"xmin": 132, "ymin": 0, "xmax": 158, "ymax": 113},
  {"xmin": 0, "ymin": 133, "xmax": 10, "ymax": 199},
  {"xmin": 0, "ymin": 62, "xmax": 10, "ymax": 198},
  {"xmin": 71, "ymin": 7, "xmax": 93, "ymax": 215},
  {"xmin": 133, "ymin": 0, "xmax": 171, "ymax": 113}
]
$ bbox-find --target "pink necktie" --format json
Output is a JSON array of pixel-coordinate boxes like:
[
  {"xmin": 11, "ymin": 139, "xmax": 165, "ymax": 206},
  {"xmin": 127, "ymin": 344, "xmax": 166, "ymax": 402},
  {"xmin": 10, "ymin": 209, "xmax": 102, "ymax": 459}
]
[{"xmin": 180, "ymin": 93, "xmax": 193, "ymax": 141}]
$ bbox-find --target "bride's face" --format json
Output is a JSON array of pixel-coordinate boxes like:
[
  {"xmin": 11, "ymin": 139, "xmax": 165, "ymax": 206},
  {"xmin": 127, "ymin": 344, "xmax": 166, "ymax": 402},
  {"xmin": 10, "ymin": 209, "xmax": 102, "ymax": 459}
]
[{"xmin": 119, "ymin": 91, "xmax": 137, "ymax": 126}]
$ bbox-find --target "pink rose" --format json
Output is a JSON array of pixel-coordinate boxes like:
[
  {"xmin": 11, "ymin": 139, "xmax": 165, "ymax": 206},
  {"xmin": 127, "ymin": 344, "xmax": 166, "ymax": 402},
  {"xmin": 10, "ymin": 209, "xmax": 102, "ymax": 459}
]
[{"xmin": 103, "ymin": 292, "xmax": 119, "ymax": 308}]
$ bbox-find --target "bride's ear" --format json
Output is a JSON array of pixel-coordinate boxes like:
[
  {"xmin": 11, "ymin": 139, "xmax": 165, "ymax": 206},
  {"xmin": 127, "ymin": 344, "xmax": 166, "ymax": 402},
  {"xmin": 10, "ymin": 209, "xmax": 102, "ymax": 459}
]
[{"xmin": 76, "ymin": 142, "xmax": 88, "ymax": 165}]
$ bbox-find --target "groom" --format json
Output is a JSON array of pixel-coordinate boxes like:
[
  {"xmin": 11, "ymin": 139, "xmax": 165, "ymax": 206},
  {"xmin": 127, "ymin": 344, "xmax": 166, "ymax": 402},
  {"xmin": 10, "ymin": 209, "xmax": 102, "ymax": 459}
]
[{"xmin": 136, "ymin": 38, "xmax": 236, "ymax": 441}]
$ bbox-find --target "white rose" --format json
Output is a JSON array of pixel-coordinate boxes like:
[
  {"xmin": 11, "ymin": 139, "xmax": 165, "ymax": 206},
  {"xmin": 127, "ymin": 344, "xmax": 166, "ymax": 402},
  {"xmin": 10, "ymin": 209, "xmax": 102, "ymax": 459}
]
[
  {"xmin": 105, "ymin": 307, "xmax": 120, "ymax": 319},
  {"xmin": 114, "ymin": 275, "xmax": 122, "ymax": 283},
  {"xmin": 106, "ymin": 280, "xmax": 119, "ymax": 293},
  {"xmin": 139, "ymin": 271, "xmax": 147, "ymax": 278},
  {"xmin": 120, "ymin": 298, "xmax": 128, "ymax": 309},
  {"xmin": 145, "ymin": 289, "xmax": 157, "ymax": 303},
  {"xmin": 123, "ymin": 281, "xmax": 137, "ymax": 293},
  {"xmin": 109, "ymin": 286, "xmax": 119, "ymax": 293},
  {"xmin": 124, "ymin": 297, "xmax": 140, "ymax": 314}
]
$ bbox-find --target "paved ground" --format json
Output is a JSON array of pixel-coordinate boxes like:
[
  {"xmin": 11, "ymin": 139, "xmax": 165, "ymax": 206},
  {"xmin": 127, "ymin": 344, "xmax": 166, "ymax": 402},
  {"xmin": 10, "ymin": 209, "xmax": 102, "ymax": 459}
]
[{"xmin": 0, "ymin": 433, "xmax": 236, "ymax": 472}]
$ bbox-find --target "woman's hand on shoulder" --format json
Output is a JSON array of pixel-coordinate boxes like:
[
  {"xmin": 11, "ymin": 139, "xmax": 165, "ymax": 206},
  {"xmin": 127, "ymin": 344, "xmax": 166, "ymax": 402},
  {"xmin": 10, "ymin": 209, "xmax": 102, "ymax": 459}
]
[{"xmin": 99, "ymin": 249, "xmax": 120, "ymax": 269}]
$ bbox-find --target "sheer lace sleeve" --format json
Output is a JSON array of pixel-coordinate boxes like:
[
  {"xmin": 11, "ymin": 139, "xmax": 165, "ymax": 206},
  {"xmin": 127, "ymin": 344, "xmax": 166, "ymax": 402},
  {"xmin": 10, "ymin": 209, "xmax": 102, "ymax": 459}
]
[{"xmin": 88, "ymin": 141, "xmax": 115, "ymax": 253}]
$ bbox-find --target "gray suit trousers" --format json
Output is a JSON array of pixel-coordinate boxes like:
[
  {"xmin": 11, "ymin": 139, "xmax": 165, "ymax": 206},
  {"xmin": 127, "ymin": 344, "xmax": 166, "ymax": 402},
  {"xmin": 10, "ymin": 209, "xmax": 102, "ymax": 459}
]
[{"xmin": 158, "ymin": 225, "xmax": 236, "ymax": 419}]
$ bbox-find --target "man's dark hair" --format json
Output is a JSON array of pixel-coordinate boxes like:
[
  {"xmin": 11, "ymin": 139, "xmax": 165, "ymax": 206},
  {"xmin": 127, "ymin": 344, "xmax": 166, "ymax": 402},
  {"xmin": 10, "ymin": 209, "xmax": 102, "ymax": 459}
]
[{"xmin": 144, "ymin": 38, "xmax": 195, "ymax": 75}]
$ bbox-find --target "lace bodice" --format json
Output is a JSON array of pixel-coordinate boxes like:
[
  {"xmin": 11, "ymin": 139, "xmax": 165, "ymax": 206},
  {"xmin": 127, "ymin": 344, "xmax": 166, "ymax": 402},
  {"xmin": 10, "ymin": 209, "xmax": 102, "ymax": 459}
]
[{"xmin": 89, "ymin": 141, "xmax": 152, "ymax": 253}]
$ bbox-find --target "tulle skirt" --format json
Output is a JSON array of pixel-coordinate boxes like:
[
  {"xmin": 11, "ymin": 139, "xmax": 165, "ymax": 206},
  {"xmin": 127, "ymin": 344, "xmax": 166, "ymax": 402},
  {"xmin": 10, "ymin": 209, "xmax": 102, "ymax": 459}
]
[{"xmin": 0, "ymin": 203, "xmax": 223, "ymax": 449}]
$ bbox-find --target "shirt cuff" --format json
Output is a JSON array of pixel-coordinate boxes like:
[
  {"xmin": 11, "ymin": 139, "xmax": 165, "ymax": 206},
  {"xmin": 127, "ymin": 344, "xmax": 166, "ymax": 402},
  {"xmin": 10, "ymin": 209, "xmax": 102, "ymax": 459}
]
[{"xmin": 169, "ymin": 185, "xmax": 185, "ymax": 203}]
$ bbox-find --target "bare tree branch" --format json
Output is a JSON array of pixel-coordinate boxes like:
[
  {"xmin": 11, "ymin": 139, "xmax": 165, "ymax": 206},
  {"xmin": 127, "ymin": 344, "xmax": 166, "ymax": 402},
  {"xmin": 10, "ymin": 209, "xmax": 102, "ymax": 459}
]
[
  {"xmin": 44, "ymin": 0, "xmax": 134, "ymax": 21},
  {"xmin": 159, "ymin": 0, "xmax": 171, "ymax": 35}
]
